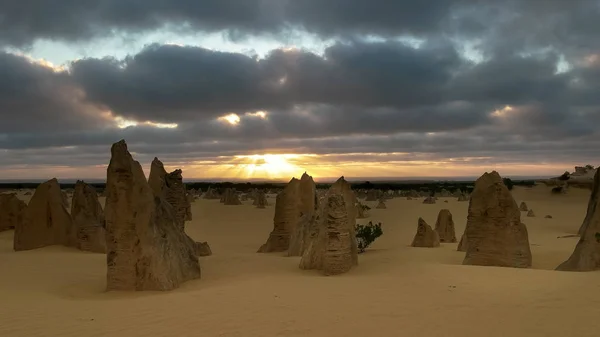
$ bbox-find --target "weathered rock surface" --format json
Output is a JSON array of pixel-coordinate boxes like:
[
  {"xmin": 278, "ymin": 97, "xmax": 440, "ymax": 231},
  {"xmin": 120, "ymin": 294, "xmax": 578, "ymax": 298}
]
[
  {"xmin": 557, "ymin": 168, "xmax": 600, "ymax": 271},
  {"xmin": 14, "ymin": 178, "xmax": 75, "ymax": 251},
  {"xmin": 462, "ymin": 171, "xmax": 532, "ymax": 268},
  {"xmin": 519, "ymin": 202, "xmax": 529, "ymax": 211},
  {"xmin": 254, "ymin": 189, "xmax": 268, "ymax": 208},
  {"xmin": 375, "ymin": 200, "xmax": 387, "ymax": 209},
  {"xmin": 356, "ymin": 202, "xmax": 369, "ymax": 219},
  {"xmin": 258, "ymin": 178, "xmax": 301, "ymax": 253},
  {"xmin": 105, "ymin": 140, "xmax": 201, "ymax": 291},
  {"xmin": 327, "ymin": 177, "xmax": 358, "ymax": 264},
  {"xmin": 299, "ymin": 192, "xmax": 356, "ymax": 275},
  {"xmin": 457, "ymin": 233, "xmax": 468, "ymax": 251},
  {"xmin": 71, "ymin": 181, "xmax": 106, "ymax": 253},
  {"xmin": 423, "ymin": 196, "xmax": 436, "ymax": 204},
  {"xmin": 288, "ymin": 173, "xmax": 319, "ymax": 256},
  {"xmin": 526, "ymin": 209, "xmax": 535, "ymax": 217},
  {"xmin": 411, "ymin": 217, "xmax": 440, "ymax": 247},
  {"xmin": 434, "ymin": 209, "xmax": 457, "ymax": 243},
  {"xmin": 0, "ymin": 193, "xmax": 27, "ymax": 232},
  {"xmin": 222, "ymin": 188, "xmax": 242, "ymax": 205},
  {"xmin": 457, "ymin": 194, "xmax": 469, "ymax": 202}
]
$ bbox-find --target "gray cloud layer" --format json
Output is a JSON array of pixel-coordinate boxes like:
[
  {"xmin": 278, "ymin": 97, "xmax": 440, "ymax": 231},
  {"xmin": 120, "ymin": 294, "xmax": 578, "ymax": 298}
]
[{"xmin": 1, "ymin": 1, "xmax": 600, "ymax": 176}]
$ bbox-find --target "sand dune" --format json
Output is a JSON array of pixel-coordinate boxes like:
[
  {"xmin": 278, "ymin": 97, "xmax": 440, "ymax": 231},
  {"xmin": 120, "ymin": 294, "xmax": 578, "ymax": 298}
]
[{"xmin": 1, "ymin": 185, "xmax": 600, "ymax": 337}]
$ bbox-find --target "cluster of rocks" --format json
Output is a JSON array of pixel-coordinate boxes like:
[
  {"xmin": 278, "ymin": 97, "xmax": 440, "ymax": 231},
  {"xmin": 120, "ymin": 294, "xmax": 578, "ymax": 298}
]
[{"xmin": 257, "ymin": 173, "xmax": 359, "ymax": 275}]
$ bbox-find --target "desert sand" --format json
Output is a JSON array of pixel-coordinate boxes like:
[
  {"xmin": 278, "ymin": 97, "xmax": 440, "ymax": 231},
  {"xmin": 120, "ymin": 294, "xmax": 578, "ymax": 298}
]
[{"xmin": 1, "ymin": 185, "xmax": 600, "ymax": 336}]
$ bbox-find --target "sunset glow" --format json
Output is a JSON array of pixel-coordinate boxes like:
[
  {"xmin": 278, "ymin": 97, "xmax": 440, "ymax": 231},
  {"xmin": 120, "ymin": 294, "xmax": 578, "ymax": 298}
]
[{"xmin": 218, "ymin": 113, "xmax": 241, "ymax": 125}]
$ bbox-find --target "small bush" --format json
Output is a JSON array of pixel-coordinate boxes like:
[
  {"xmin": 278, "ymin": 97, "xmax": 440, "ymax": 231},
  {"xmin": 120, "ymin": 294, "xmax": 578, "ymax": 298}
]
[
  {"xmin": 355, "ymin": 221, "xmax": 383, "ymax": 253},
  {"xmin": 502, "ymin": 177, "xmax": 514, "ymax": 190}
]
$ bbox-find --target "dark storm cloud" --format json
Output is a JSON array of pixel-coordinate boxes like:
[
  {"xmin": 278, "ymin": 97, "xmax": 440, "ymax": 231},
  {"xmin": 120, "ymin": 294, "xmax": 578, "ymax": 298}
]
[
  {"xmin": 0, "ymin": 52, "xmax": 108, "ymax": 132},
  {"xmin": 69, "ymin": 41, "xmax": 462, "ymax": 123}
]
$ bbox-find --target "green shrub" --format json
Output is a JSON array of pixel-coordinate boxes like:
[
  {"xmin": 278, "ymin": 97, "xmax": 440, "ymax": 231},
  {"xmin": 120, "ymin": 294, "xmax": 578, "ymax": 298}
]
[
  {"xmin": 502, "ymin": 177, "xmax": 514, "ymax": 190},
  {"xmin": 355, "ymin": 221, "xmax": 383, "ymax": 253}
]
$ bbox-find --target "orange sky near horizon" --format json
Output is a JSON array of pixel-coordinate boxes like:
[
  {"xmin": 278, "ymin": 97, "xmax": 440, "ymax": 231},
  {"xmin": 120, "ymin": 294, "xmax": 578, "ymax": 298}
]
[{"xmin": 0, "ymin": 153, "xmax": 576, "ymax": 181}]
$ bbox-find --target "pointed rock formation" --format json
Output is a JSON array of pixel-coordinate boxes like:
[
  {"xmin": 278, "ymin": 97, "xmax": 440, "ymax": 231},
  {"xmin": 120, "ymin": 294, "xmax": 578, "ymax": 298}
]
[
  {"xmin": 299, "ymin": 192, "xmax": 357, "ymax": 275},
  {"xmin": 462, "ymin": 171, "xmax": 532, "ymax": 268},
  {"xmin": 327, "ymin": 177, "xmax": 358, "ymax": 264},
  {"xmin": 519, "ymin": 202, "xmax": 529, "ymax": 211},
  {"xmin": 577, "ymin": 168, "xmax": 600, "ymax": 236},
  {"xmin": 13, "ymin": 179, "xmax": 75, "ymax": 251},
  {"xmin": 0, "ymin": 193, "xmax": 27, "ymax": 232},
  {"xmin": 105, "ymin": 140, "xmax": 201, "ymax": 291},
  {"xmin": 457, "ymin": 193, "xmax": 469, "ymax": 202},
  {"xmin": 434, "ymin": 209, "xmax": 457, "ymax": 243},
  {"xmin": 411, "ymin": 218, "xmax": 440, "ymax": 247},
  {"xmin": 71, "ymin": 181, "xmax": 106, "ymax": 253},
  {"xmin": 288, "ymin": 173, "xmax": 319, "ymax": 256},
  {"xmin": 423, "ymin": 196, "xmax": 436, "ymax": 204},
  {"xmin": 365, "ymin": 190, "xmax": 379, "ymax": 201},
  {"xmin": 203, "ymin": 187, "xmax": 220, "ymax": 199},
  {"xmin": 526, "ymin": 209, "xmax": 535, "ymax": 217},
  {"xmin": 557, "ymin": 169, "xmax": 600, "ymax": 271},
  {"xmin": 375, "ymin": 200, "xmax": 387, "ymax": 209},
  {"xmin": 356, "ymin": 202, "xmax": 369, "ymax": 219},
  {"xmin": 222, "ymin": 188, "xmax": 242, "ymax": 205},
  {"xmin": 255, "ymin": 190, "xmax": 268, "ymax": 208},
  {"xmin": 258, "ymin": 178, "xmax": 302, "ymax": 253}
]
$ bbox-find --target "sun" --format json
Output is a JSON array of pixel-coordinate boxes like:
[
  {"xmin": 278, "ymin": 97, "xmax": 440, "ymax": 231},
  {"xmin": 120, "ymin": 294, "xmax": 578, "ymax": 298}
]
[{"xmin": 234, "ymin": 154, "xmax": 302, "ymax": 179}]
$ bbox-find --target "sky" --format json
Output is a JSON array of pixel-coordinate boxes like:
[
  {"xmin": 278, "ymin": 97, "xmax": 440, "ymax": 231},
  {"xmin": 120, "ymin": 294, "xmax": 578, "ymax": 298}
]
[{"xmin": 1, "ymin": 0, "xmax": 600, "ymax": 181}]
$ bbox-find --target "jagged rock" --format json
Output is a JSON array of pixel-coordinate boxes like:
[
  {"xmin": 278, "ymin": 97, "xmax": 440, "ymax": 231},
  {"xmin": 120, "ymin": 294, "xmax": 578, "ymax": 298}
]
[
  {"xmin": 434, "ymin": 209, "xmax": 457, "ymax": 243},
  {"xmin": 203, "ymin": 187, "xmax": 220, "ymax": 199},
  {"xmin": 105, "ymin": 140, "xmax": 201, "ymax": 291},
  {"xmin": 186, "ymin": 193, "xmax": 195, "ymax": 205},
  {"xmin": 577, "ymin": 169, "xmax": 600, "ymax": 236},
  {"xmin": 194, "ymin": 241, "xmax": 212, "ymax": 256},
  {"xmin": 411, "ymin": 218, "xmax": 440, "ymax": 247},
  {"xmin": 258, "ymin": 178, "xmax": 301, "ymax": 253},
  {"xmin": 254, "ymin": 189, "xmax": 268, "ymax": 208},
  {"xmin": 0, "ymin": 193, "xmax": 27, "ymax": 232},
  {"xmin": 519, "ymin": 202, "xmax": 529, "ymax": 211},
  {"xmin": 375, "ymin": 200, "xmax": 387, "ymax": 209},
  {"xmin": 148, "ymin": 159, "xmax": 193, "ymax": 229},
  {"xmin": 557, "ymin": 169, "xmax": 600, "ymax": 271},
  {"xmin": 545, "ymin": 215, "xmax": 553, "ymax": 219},
  {"xmin": 326, "ymin": 177, "xmax": 358, "ymax": 264},
  {"xmin": 526, "ymin": 209, "xmax": 535, "ymax": 217},
  {"xmin": 288, "ymin": 173, "xmax": 319, "ymax": 256},
  {"xmin": 299, "ymin": 192, "xmax": 357, "ymax": 275},
  {"xmin": 462, "ymin": 171, "xmax": 532, "ymax": 268},
  {"xmin": 14, "ymin": 178, "xmax": 75, "ymax": 251},
  {"xmin": 222, "ymin": 188, "xmax": 242, "ymax": 205},
  {"xmin": 71, "ymin": 181, "xmax": 106, "ymax": 253},
  {"xmin": 423, "ymin": 196, "xmax": 436, "ymax": 204},
  {"xmin": 457, "ymin": 193, "xmax": 469, "ymax": 202}
]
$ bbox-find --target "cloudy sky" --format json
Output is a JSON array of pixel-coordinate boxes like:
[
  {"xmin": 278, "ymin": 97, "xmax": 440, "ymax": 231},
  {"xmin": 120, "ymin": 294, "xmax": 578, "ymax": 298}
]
[{"xmin": 1, "ymin": 1, "xmax": 599, "ymax": 181}]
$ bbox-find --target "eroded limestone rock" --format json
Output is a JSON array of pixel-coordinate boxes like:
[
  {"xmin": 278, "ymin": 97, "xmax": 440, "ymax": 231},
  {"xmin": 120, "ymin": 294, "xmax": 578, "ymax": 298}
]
[
  {"xmin": 411, "ymin": 218, "xmax": 440, "ymax": 248},
  {"xmin": 462, "ymin": 171, "xmax": 532, "ymax": 268},
  {"xmin": 14, "ymin": 178, "xmax": 75, "ymax": 251},
  {"xmin": 0, "ymin": 193, "xmax": 26, "ymax": 232},
  {"xmin": 434, "ymin": 209, "xmax": 457, "ymax": 243},
  {"xmin": 71, "ymin": 181, "xmax": 106, "ymax": 253},
  {"xmin": 557, "ymin": 168, "xmax": 600, "ymax": 271},
  {"xmin": 258, "ymin": 178, "xmax": 301, "ymax": 253},
  {"xmin": 105, "ymin": 140, "xmax": 201, "ymax": 291}
]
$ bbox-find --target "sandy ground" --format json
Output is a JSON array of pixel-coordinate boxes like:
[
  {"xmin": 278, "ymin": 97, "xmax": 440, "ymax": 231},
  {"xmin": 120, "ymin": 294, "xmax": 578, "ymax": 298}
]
[{"xmin": 2, "ymin": 185, "xmax": 600, "ymax": 337}]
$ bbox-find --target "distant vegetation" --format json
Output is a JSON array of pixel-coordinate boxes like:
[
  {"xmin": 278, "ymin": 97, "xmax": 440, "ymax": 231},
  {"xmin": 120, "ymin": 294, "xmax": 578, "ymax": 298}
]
[
  {"xmin": 0, "ymin": 178, "xmax": 537, "ymax": 194},
  {"xmin": 355, "ymin": 221, "xmax": 383, "ymax": 253},
  {"xmin": 502, "ymin": 177, "xmax": 514, "ymax": 190}
]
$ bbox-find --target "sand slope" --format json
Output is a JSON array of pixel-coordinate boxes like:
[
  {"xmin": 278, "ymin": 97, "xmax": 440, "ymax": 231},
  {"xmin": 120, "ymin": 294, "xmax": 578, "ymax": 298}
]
[{"xmin": 1, "ymin": 186, "xmax": 600, "ymax": 337}]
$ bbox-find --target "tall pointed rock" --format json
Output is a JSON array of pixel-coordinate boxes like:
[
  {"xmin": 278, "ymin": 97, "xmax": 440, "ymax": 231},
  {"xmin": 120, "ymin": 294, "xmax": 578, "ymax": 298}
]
[
  {"xmin": 462, "ymin": 171, "xmax": 532, "ymax": 268},
  {"xmin": 557, "ymin": 169, "xmax": 600, "ymax": 271},
  {"xmin": 105, "ymin": 140, "xmax": 200, "ymax": 291},
  {"xmin": 258, "ymin": 178, "xmax": 301, "ymax": 253},
  {"xmin": 71, "ymin": 180, "xmax": 106, "ymax": 253}
]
